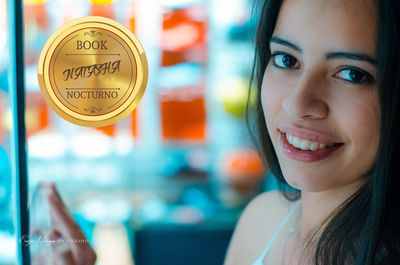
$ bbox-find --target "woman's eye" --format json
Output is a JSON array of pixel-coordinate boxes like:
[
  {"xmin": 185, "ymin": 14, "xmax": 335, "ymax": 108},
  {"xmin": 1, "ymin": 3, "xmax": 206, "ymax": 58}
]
[
  {"xmin": 271, "ymin": 53, "xmax": 299, "ymax": 69},
  {"xmin": 334, "ymin": 68, "xmax": 375, "ymax": 84}
]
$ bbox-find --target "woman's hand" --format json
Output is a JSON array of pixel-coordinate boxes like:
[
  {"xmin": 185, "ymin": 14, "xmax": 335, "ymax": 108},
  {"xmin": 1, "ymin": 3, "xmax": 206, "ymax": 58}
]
[{"xmin": 43, "ymin": 183, "xmax": 97, "ymax": 265}]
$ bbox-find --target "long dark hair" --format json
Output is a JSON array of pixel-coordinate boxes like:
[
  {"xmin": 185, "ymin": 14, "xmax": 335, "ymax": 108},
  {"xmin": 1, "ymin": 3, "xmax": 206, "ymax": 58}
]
[{"xmin": 246, "ymin": 0, "xmax": 400, "ymax": 264}]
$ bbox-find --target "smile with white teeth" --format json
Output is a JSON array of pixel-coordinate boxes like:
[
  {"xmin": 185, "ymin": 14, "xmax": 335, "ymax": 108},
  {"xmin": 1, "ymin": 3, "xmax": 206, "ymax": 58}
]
[{"xmin": 285, "ymin": 133, "xmax": 336, "ymax": 151}]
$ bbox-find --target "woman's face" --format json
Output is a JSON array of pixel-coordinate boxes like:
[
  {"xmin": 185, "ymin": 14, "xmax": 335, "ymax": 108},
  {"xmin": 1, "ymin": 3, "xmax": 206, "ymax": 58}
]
[{"xmin": 261, "ymin": 0, "xmax": 380, "ymax": 192}]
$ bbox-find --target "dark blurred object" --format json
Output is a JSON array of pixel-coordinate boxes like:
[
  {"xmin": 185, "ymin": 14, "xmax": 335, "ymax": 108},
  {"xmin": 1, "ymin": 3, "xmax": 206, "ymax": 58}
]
[{"xmin": 134, "ymin": 225, "xmax": 233, "ymax": 265}]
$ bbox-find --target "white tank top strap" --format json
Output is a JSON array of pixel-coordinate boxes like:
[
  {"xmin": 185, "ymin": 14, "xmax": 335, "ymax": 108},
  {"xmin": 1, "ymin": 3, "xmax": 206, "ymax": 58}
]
[{"xmin": 252, "ymin": 200, "xmax": 301, "ymax": 265}]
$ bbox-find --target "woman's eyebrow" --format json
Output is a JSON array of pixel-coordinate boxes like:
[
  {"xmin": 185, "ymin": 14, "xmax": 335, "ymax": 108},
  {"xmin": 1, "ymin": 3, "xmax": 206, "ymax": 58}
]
[
  {"xmin": 326, "ymin": 52, "xmax": 377, "ymax": 66},
  {"xmin": 270, "ymin": 36, "xmax": 377, "ymax": 66},
  {"xmin": 270, "ymin": 36, "xmax": 302, "ymax": 52}
]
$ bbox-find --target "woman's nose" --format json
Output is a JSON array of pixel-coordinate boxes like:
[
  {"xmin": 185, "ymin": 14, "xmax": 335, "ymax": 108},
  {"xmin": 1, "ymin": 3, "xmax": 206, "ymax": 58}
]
[{"xmin": 282, "ymin": 70, "xmax": 329, "ymax": 120}]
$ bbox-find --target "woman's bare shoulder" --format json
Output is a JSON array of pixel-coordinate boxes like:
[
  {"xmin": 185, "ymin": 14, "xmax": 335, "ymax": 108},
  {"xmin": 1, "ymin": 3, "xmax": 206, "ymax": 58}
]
[{"xmin": 224, "ymin": 191, "xmax": 298, "ymax": 265}]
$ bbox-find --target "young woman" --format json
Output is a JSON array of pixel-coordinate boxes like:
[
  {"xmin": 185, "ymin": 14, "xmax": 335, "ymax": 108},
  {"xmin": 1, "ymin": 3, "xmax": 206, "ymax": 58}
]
[
  {"xmin": 225, "ymin": 0, "xmax": 400, "ymax": 264},
  {"xmin": 45, "ymin": 0, "xmax": 400, "ymax": 264}
]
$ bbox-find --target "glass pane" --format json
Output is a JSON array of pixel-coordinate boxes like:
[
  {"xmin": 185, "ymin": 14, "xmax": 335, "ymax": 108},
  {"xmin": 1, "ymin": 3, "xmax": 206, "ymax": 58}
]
[
  {"xmin": 0, "ymin": 0, "xmax": 17, "ymax": 264},
  {"xmin": 24, "ymin": 0, "xmax": 264, "ymax": 264}
]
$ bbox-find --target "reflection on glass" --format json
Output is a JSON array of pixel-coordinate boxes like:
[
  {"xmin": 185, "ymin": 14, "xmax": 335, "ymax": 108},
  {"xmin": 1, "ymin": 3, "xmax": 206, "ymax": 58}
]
[
  {"xmin": 29, "ymin": 184, "xmax": 52, "ymax": 265},
  {"xmin": 22, "ymin": 0, "xmax": 261, "ymax": 264}
]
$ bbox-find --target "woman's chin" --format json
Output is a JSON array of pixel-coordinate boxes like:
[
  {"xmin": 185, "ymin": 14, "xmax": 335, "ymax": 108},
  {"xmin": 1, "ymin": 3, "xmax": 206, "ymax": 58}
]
[{"xmin": 281, "ymin": 170, "xmax": 337, "ymax": 192}]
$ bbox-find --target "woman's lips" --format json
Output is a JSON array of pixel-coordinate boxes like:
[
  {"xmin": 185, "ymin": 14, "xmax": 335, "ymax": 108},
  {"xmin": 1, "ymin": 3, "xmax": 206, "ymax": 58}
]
[
  {"xmin": 279, "ymin": 124, "xmax": 343, "ymax": 145},
  {"xmin": 280, "ymin": 132, "xmax": 343, "ymax": 162}
]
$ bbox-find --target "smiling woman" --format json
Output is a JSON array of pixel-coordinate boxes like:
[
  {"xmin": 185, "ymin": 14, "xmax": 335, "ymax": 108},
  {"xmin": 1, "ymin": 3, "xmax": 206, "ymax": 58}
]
[
  {"xmin": 38, "ymin": 0, "xmax": 400, "ymax": 264},
  {"xmin": 224, "ymin": 0, "xmax": 400, "ymax": 265},
  {"xmin": 264, "ymin": 0, "xmax": 380, "ymax": 193}
]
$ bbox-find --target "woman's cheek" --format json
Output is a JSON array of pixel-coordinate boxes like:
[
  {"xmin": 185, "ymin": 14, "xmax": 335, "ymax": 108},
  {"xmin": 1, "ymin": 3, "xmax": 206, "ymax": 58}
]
[
  {"xmin": 351, "ymin": 99, "xmax": 380, "ymax": 151},
  {"xmin": 332, "ymin": 91, "xmax": 380, "ymax": 167},
  {"xmin": 261, "ymin": 69, "xmax": 291, "ymax": 126},
  {"xmin": 335, "ymin": 85, "xmax": 380, "ymax": 138}
]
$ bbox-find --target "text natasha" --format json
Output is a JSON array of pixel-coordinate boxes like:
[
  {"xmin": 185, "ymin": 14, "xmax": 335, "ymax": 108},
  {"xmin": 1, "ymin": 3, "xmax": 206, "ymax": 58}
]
[{"xmin": 62, "ymin": 60, "xmax": 121, "ymax": 81}]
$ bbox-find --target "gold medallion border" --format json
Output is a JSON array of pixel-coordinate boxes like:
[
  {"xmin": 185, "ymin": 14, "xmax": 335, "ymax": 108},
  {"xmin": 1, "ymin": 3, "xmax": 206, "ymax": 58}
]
[{"xmin": 38, "ymin": 16, "xmax": 148, "ymax": 127}]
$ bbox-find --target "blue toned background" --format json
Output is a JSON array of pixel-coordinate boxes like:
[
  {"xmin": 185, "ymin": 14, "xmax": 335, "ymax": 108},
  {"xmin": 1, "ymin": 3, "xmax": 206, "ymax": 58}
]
[{"xmin": 0, "ymin": 0, "xmax": 280, "ymax": 264}]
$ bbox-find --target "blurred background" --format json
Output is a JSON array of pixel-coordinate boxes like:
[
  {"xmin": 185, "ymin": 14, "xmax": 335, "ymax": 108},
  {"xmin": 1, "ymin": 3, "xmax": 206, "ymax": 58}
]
[{"xmin": 0, "ymin": 0, "xmax": 279, "ymax": 264}]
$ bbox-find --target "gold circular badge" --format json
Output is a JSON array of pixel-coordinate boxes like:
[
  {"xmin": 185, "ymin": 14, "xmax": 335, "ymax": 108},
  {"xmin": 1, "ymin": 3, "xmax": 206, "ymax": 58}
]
[{"xmin": 38, "ymin": 16, "xmax": 148, "ymax": 127}]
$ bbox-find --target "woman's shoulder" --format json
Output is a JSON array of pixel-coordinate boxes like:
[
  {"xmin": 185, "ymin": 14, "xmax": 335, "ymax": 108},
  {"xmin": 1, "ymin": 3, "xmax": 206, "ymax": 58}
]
[
  {"xmin": 240, "ymin": 190, "xmax": 299, "ymax": 226},
  {"xmin": 246, "ymin": 190, "xmax": 296, "ymax": 210},
  {"xmin": 224, "ymin": 190, "xmax": 299, "ymax": 265}
]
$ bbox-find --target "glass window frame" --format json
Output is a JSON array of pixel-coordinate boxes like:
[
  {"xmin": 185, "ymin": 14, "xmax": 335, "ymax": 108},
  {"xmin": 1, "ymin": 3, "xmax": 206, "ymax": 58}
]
[{"xmin": 6, "ymin": 0, "xmax": 30, "ymax": 264}]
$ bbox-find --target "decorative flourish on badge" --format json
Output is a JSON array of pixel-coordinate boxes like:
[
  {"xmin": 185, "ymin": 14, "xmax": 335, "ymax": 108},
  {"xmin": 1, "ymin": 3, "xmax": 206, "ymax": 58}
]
[
  {"xmin": 84, "ymin": 30, "xmax": 102, "ymax": 37},
  {"xmin": 84, "ymin": 106, "xmax": 103, "ymax": 113}
]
